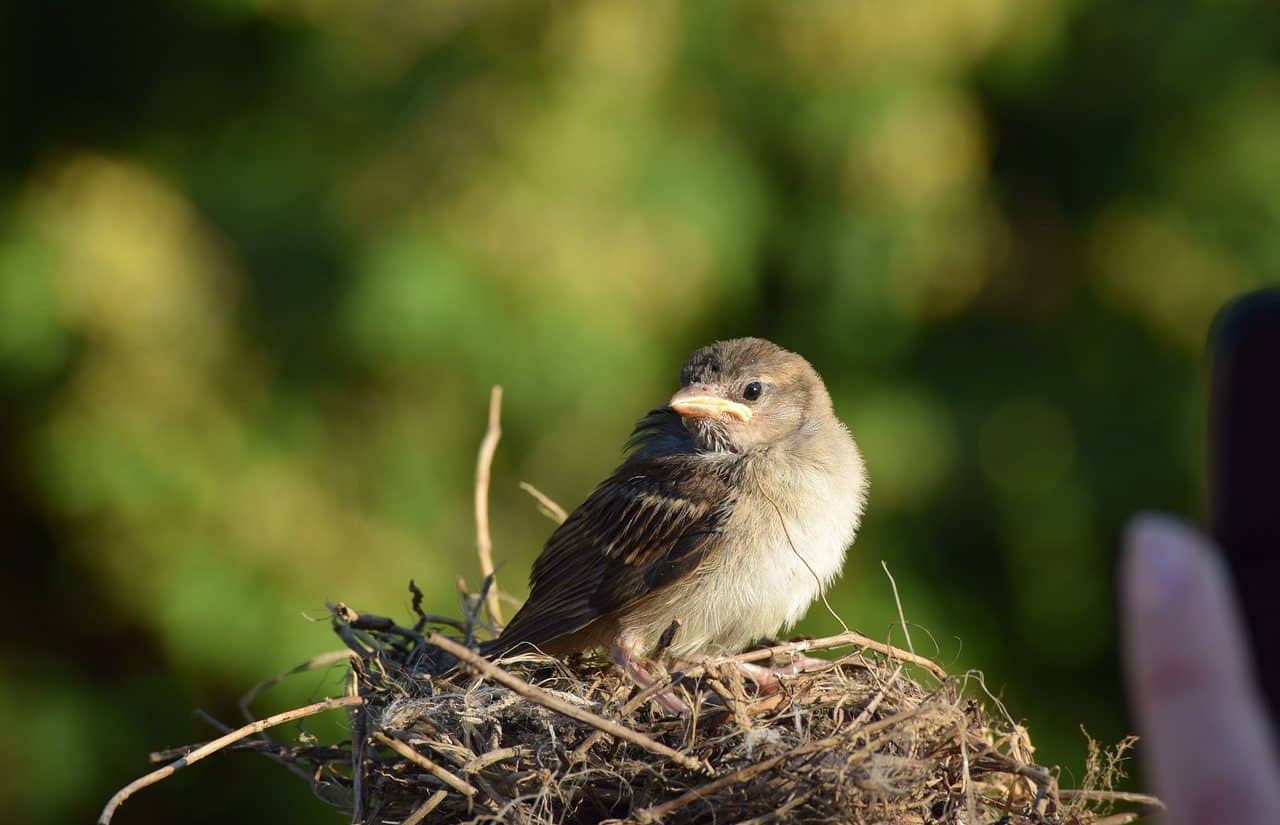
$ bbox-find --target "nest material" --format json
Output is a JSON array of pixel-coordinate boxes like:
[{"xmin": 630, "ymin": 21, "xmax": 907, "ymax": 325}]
[{"xmin": 236, "ymin": 592, "xmax": 1154, "ymax": 825}]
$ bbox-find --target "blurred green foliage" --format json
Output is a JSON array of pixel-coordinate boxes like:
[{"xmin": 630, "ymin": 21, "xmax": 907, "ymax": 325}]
[{"xmin": 2, "ymin": 1, "xmax": 1278, "ymax": 822}]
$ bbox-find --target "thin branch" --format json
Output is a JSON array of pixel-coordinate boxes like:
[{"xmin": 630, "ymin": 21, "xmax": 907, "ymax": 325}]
[
  {"xmin": 730, "ymin": 790, "xmax": 813, "ymax": 825},
  {"xmin": 239, "ymin": 650, "xmax": 356, "ymax": 722},
  {"xmin": 188, "ymin": 708, "xmax": 316, "ymax": 786},
  {"xmin": 98, "ymin": 695, "xmax": 363, "ymax": 825},
  {"xmin": 881, "ymin": 560, "xmax": 915, "ymax": 655},
  {"xmin": 1090, "ymin": 814, "xmax": 1141, "ymax": 825},
  {"xmin": 518, "ymin": 480, "xmax": 568, "ymax": 524},
  {"xmin": 850, "ymin": 663, "xmax": 901, "ymax": 727},
  {"xmin": 463, "ymin": 746, "xmax": 530, "ymax": 773},
  {"xmin": 332, "ymin": 603, "xmax": 426, "ymax": 646},
  {"xmin": 708, "ymin": 630, "xmax": 947, "ymax": 681},
  {"xmin": 475, "ymin": 385, "xmax": 504, "ymax": 625},
  {"xmin": 424, "ymin": 632, "xmax": 707, "ymax": 773},
  {"xmin": 402, "ymin": 789, "xmax": 448, "ymax": 825},
  {"xmin": 351, "ymin": 697, "xmax": 368, "ymax": 822},
  {"xmin": 960, "ymin": 720, "xmax": 977, "ymax": 824},
  {"xmin": 373, "ymin": 732, "xmax": 478, "ymax": 799},
  {"xmin": 408, "ymin": 580, "xmax": 471, "ymax": 634},
  {"xmin": 1058, "ymin": 788, "xmax": 1166, "ymax": 808}
]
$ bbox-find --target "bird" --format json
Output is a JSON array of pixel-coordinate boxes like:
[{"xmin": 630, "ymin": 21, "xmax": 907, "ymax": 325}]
[{"xmin": 484, "ymin": 337, "xmax": 868, "ymax": 712}]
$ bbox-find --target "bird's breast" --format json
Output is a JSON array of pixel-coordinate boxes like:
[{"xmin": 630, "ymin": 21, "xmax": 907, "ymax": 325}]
[
  {"xmin": 620, "ymin": 439, "xmax": 866, "ymax": 660},
  {"xmin": 731, "ymin": 452, "xmax": 864, "ymax": 626}
]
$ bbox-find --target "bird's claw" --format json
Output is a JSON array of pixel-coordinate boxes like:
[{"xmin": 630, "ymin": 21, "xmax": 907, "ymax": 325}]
[
  {"xmin": 611, "ymin": 640, "xmax": 691, "ymax": 718},
  {"xmin": 735, "ymin": 655, "xmax": 830, "ymax": 694}
]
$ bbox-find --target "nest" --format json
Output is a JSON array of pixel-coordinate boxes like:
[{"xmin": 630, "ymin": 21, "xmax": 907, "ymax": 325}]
[
  {"xmin": 251, "ymin": 591, "xmax": 1150, "ymax": 825},
  {"xmin": 98, "ymin": 391, "xmax": 1161, "ymax": 824},
  {"xmin": 100, "ymin": 589, "xmax": 1159, "ymax": 825}
]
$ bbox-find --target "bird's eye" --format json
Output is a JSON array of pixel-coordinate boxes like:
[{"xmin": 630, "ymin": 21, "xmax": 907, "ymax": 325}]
[{"xmin": 743, "ymin": 381, "xmax": 763, "ymax": 402}]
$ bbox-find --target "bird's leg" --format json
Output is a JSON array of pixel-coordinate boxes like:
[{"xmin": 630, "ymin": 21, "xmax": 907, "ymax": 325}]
[
  {"xmin": 610, "ymin": 640, "xmax": 690, "ymax": 717},
  {"xmin": 734, "ymin": 655, "xmax": 831, "ymax": 694}
]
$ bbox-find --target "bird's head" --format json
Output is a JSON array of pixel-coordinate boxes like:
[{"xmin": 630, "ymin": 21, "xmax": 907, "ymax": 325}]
[{"xmin": 670, "ymin": 337, "xmax": 833, "ymax": 453}]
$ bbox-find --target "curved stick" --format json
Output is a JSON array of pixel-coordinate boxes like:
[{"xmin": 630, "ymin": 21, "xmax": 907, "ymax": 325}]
[{"xmin": 98, "ymin": 695, "xmax": 363, "ymax": 824}]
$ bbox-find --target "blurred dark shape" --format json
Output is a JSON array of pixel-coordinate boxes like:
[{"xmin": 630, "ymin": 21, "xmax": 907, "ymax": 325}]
[{"xmin": 1210, "ymin": 287, "xmax": 1280, "ymax": 720}]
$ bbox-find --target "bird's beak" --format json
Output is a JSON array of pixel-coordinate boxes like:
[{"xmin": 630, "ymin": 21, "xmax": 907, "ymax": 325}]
[{"xmin": 668, "ymin": 386, "xmax": 752, "ymax": 422}]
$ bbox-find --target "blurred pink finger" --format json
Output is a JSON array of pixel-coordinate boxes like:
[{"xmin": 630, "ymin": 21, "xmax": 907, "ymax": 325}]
[{"xmin": 1122, "ymin": 514, "xmax": 1280, "ymax": 825}]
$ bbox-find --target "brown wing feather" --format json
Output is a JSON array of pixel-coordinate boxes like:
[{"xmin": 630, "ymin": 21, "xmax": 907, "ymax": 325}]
[{"xmin": 489, "ymin": 433, "xmax": 734, "ymax": 656}]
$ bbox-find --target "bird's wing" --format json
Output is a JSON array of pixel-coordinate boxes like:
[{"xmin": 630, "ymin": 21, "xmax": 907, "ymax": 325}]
[{"xmin": 492, "ymin": 452, "xmax": 734, "ymax": 654}]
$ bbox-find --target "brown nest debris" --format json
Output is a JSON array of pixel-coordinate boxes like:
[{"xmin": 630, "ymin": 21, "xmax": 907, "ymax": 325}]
[
  {"xmin": 100, "ymin": 589, "xmax": 1160, "ymax": 824},
  {"xmin": 332, "ymin": 598, "xmax": 1158, "ymax": 824}
]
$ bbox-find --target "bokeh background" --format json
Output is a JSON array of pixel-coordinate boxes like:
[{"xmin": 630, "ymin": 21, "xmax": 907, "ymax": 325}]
[{"xmin": 3, "ymin": 1, "xmax": 1278, "ymax": 822}]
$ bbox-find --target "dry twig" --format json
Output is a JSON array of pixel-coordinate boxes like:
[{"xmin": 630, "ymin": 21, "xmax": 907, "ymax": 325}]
[
  {"xmin": 518, "ymin": 480, "xmax": 568, "ymax": 524},
  {"xmin": 475, "ymin": 385, "xmax": 504, "ymax": 625},
  {"xmin": 98, "ymin": 695, "xmax": 363, "ymax": 824},
  {"xmin": 709, "ymin": 629, "xmax": 948, "ymax": 681},
  {"xmin": 373, "ymin": 731, "xmax": 479, "ymax": 799}
]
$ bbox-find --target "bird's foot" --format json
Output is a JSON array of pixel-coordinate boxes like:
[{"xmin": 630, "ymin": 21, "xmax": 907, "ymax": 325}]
[
  {"xmin": 734, "ymin": 655, "xmax": 830, "ymax": 694},
  {"xmin": 610, "ymin": 641, "xmax": 690, "ymax": 717}
]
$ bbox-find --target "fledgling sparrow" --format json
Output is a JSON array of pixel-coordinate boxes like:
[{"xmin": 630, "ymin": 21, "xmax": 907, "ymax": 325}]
[{"xmin": 485, "ymin": 338, "xmax": 868, "ymax": 711}]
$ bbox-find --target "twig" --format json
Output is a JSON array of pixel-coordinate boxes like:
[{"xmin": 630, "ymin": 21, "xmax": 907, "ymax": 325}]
[
  {"xmin": 239, "ymin": 650, "xmax": 356, "ymax": 722},
  {"xmin": 475, "ymin": 385, "xmax": 504, "ymax": 625},
  {"xmin": 465, "ymin": 576, "xmax": 495, "ymax": 647},
  {"xmin": 960, "ymin": 720, "xmax": 977, "ymax": 824},
  {"xmin": 731, "ymin": 790, "xmax": 813, "ymax": 824},
  {"xmin": 881, "ymin": 560, "xmax": 915, "ymax": 655},
  {"xmin": 424, "ymin": 631, "xmax": 707, "ymax": 773},
  {"xmin": 351, "ymin": 695, "xmax": 369, "ymax": 822},
  {"xmin": 1090, "ymin": 814, "xmax": 1141, "ymax": 825},
  {"xmin": 402, "ymin": 789, "xmax": 448, "ymax": 825},
  {"xmin": 1058, "ymin": 788, "xmax": 1165, "ymax": 808},
  {"xmin": 708, "ymin": 630, "xmax": 947, "ymax": 681},
  {"xmin": 631, "ymin": 706, "xmax": 923, "ymax": 822},
  {"xmin": 850, "ymin": 663, "xmax": 901, "ymax": 727},
  {"xmin": 189, "ymin": 708, "xmax": 318, "ymax": 787},
  {"xmin": 408, "ymin": 579, "xmax": 470, "ymax": 633},
  {"xmin": 518, "ymin": 481, "xmax": 568, "ymax": 523},
  {"xmin": 331, "ymin": 603, "xmax": 426, "ymax": 646},
  {"xmin": 463, "ymin": 746, "xmax": 530, "ymax": 773},
  {"xmin": 98, "ymin": 695, "xmax": 363, "ymax": 825},
  {"xmin": 373, "ymin": 732, "xmax": 479, "ymax": 799}
]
